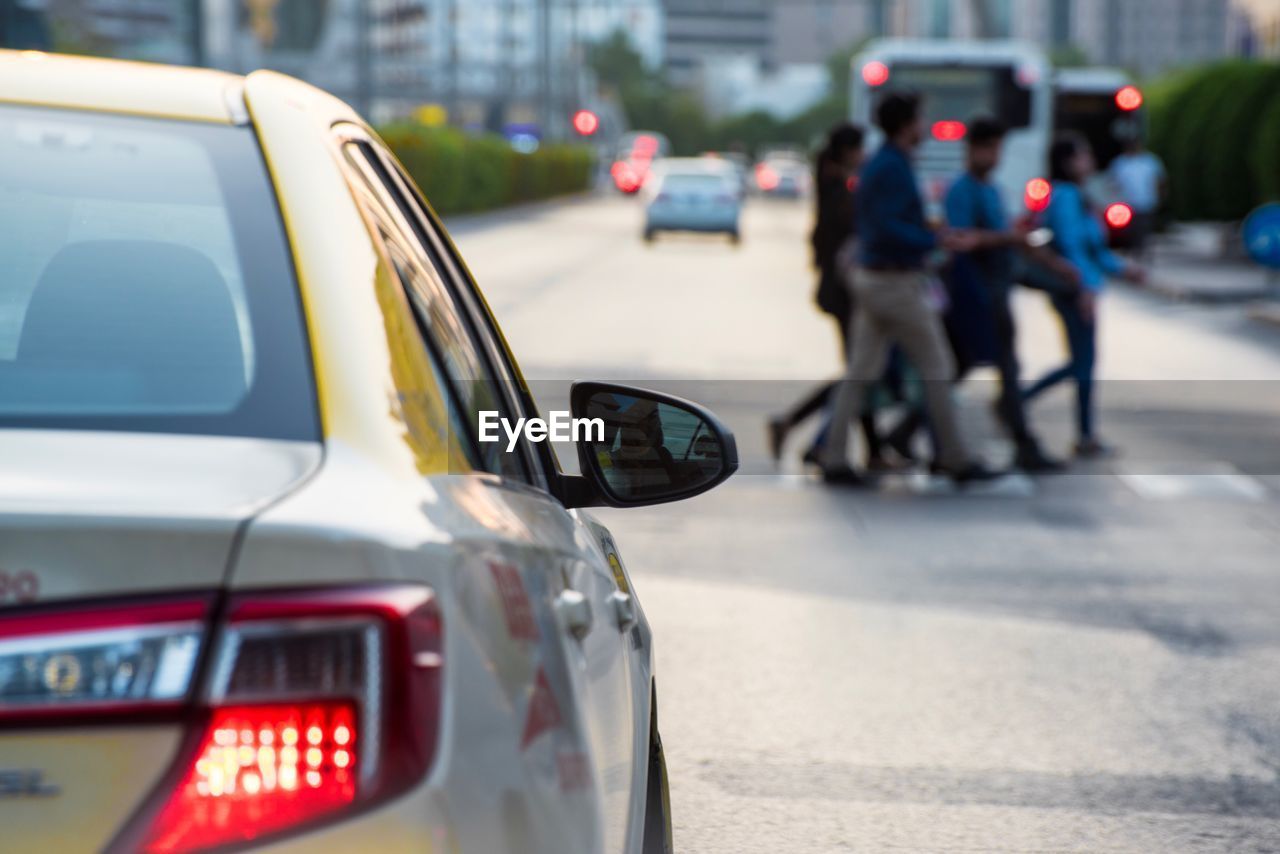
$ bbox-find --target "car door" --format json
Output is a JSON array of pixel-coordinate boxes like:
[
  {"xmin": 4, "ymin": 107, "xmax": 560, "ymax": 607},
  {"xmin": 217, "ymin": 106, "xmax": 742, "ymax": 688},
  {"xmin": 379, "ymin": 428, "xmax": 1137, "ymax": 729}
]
[{"xmin": 341, "ymin": 131, "xmax": 644, "ymax": 853}]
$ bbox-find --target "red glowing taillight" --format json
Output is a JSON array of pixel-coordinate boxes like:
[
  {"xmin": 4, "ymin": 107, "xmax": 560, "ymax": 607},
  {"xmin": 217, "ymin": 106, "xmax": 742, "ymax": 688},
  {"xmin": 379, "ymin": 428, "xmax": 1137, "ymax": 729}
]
[
  {"xmin": 144, "ymin": 703, "xmax": 359, "ymax": 852},
  {"xmin": 756, "ymin": 164, "xmax": 780, "ymax": 191},
  {"xmin": 96, "ymin": 585, "xmax": 444, "ymax": 854},
  {"xmin": 1105, "ymin": 202, "xmax": 1133, "ymax": 229},
  {"xmin": 1115, "ymin": 85, "xmax": 1143, "ymax": 111},
  {"xmin": 862, "ymin": 61, "xmax": 889, "ymax": 87},
  {"xmin": 1024, "ymin": 178, "xmax": 1052, "ymax": 212},
  {"xmin": 572, "ymin": 109, "xmax": 599, "ymax": 136},
  {"xmin": 932, "ymin": 120, "xmax": 966, "ymax": 142},
  {"xmin": 612, "ymin": 161, "xmax": 642, "ymax": 193}
]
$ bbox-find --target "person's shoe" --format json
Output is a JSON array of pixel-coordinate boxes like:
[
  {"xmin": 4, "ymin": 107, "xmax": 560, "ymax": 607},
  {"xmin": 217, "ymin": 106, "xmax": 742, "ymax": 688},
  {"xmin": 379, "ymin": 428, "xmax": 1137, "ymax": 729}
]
[
  {"xmin": 947, "ymin": 463, "xmax": 1004, "ymax": 485},
  {"xmin": 820, "ymin": 465, "xmax": 869, "ymax": 488},
  {"xmin": 801, "ymin": 444, "xmax": 823, "ymax": 467},
  {"xmin": 885, "ymin": 429, "xmax": 918, "ymax": 463},
  {"xmin": 865, "ymin": 454, "xmax": 910, "ymax": 474},
  {"xmin": 766, "ymin": 417, "xmax": 788, "ymax": 462},
  {"xmin": 1074, "ymin": 438, "xmax": 1117, "ymax": 459},
  {"xmin": 1014, "ymin": 444, "xmax": 1066, "ymax": 473}
]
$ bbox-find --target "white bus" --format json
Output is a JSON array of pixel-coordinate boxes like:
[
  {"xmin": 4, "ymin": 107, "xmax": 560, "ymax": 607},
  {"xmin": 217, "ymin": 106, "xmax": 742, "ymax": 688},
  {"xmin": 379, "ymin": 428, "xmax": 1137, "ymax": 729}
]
[{"xmin": 850, "ymin": 39, "xmax": 1054, "ymax": 220}]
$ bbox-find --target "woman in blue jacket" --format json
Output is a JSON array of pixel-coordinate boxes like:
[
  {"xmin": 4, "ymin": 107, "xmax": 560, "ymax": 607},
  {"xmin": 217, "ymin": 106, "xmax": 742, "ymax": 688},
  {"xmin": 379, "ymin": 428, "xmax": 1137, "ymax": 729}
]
[{"xmin": 1024, "ymin": 133, "xmax": 1144, "ymax": 458}]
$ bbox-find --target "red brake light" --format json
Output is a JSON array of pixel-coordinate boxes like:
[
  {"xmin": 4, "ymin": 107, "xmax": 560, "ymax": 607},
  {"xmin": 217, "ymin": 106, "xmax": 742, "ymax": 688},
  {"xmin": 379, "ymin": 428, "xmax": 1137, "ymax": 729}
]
[
  {"xmin": 103, "ymin": 585, "xmax": 443, "ymax": 854},
  {"xmin": 144, "ymin": 703, "xmax": 358, "ymax": 853},
  {"xmin": 756, "ymin": 164, "xmax": 780, "ymax": 191},
  {"xmin": 1115, "ymin": 85, "xmax": 1143, "ymax": 111},
  {"xmin": 572, "ymin": 109, "xmax": 599, "ymax": 136},
  {"xmin": 932, "ymin": 120, "xmax": 966, "ymax": 142},
  {"xmin": 862, "ymin": 61, "xmax": 889, "ymax": 87},
  {"xmin": 1025, "ymin": 178, "xmax": 1052, "ymax": 212},
  {"xmin": 611, "ymin": 162, "xmax": 640, "ymax": 193},
  {"xmin": 1105, "ymin": 202, "xmax": 1133, "ymax": 229},
  {"xmin": 632, "ymin": 134, "xmax": 659, "ymax": 156}
]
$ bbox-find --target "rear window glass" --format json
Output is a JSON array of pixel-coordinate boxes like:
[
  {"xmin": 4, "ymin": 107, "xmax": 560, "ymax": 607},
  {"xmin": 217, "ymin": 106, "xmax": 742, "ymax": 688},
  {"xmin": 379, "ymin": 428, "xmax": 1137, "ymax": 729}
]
[
  {"xmin": 891, "ymin": 64, "xmax": 1033, "ymax": 129},
  {"xmin": 659, "ymin": 173, "xmax": 731, "ymax": 192},
  {"xmin": 0, "ymin": 104, "xmax": 317, "ymax": 441}
]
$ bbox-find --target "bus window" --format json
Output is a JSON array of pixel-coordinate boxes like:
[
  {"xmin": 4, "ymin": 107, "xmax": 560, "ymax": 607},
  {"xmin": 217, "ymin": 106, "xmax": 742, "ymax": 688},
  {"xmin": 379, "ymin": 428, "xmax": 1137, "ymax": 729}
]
[{"xmin": 889, "ymin": 65, "xmax": 1033, "ymax": 129}]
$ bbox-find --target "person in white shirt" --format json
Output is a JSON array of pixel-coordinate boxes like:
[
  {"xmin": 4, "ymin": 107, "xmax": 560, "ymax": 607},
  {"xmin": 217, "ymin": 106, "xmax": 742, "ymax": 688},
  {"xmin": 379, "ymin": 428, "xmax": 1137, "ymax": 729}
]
[{"xmin": 1109, "ymin": 137, "xmax": 1167, "ymax": 259}]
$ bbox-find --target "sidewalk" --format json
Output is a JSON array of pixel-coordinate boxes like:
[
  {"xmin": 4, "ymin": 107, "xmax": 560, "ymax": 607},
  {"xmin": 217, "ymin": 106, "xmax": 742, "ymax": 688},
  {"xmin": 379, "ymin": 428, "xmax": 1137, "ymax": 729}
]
[{"xmin": 1142, "ymin": 223, "xmax": 1278, "ymax": 304}]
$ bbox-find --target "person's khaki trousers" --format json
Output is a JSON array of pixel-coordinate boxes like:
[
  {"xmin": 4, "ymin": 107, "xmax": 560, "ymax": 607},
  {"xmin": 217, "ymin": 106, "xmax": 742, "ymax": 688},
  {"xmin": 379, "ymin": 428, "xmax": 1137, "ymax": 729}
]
[{"xmin": 821, "ymin": 268, "xmax": 970, "ymax": 472}]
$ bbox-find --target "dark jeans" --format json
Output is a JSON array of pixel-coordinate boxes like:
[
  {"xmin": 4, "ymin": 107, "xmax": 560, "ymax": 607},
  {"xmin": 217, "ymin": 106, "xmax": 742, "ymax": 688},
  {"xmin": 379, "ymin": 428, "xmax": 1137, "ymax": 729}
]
[{"xmin": 1023, "ymin": 292, "xmax": 1097, "ymax": 441}]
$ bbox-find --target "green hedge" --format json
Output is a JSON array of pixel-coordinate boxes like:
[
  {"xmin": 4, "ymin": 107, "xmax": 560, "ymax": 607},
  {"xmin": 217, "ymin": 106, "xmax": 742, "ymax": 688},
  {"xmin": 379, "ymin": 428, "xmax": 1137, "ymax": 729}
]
[
  {"xmin": 376, "ymin": 124, "xmax": 595, "ymax": 216},
  {"xmin": 1148, "ymin": 61, "xmax": 1280, "ymax": 221}
]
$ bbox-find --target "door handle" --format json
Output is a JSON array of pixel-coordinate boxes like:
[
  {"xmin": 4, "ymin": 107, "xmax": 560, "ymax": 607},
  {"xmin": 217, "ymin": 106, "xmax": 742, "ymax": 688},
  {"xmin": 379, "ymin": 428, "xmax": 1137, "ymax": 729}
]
[
  {"xmin": 608, "ymin": 591, "xmax": 636, "ymax": 631},
  {"xmin": 556, "ymin": 588, "xmax": 593, "ymax": 640}
]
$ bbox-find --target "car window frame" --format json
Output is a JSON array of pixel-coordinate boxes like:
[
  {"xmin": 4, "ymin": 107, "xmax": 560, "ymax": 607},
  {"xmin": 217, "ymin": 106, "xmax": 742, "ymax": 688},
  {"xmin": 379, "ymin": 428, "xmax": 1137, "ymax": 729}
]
[
  {"xmin": 356, "ymin": 131, "xmax": 561, "ymax": 493},
  {"xmin": 334, "ymin": 125, "xmax": 539, "ymax": 486},
  {"xmin": 334, "ymin": 146, "xmax": 488, "ymax": 472}
]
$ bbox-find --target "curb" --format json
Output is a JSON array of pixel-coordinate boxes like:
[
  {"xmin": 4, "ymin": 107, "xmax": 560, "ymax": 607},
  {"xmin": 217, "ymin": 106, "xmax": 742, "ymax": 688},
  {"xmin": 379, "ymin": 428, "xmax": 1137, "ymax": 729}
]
[
  {"xmin": 1141, "ymin": 280, "xmax": 1271, "ymax": 305},
  {"xmin": 1248, "ymin": 302, "xmax": 1280, "ymax": 330}
]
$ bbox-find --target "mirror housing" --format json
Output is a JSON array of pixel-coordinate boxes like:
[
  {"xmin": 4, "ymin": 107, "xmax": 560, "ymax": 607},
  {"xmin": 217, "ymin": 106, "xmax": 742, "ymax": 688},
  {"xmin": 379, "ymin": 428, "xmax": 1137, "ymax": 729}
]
[{"xmin": 566, "ymin": 381, "xmax": 738, "ymax": 509}]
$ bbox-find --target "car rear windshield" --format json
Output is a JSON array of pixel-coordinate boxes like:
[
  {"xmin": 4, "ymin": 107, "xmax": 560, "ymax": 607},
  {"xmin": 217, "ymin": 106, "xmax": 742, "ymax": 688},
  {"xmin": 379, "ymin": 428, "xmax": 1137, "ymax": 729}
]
[
  {"xmin": 660, "ymin": 173, "xmax": 731, "ymax": 193},
  {"xmin": 0, "ymin": 104, "xmax": 318, "ymax": 441}
]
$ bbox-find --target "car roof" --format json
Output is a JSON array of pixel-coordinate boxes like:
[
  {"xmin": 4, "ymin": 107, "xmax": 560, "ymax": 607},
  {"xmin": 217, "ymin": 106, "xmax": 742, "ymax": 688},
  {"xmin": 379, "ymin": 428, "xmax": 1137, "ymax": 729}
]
[{"xmin": 0, "ymin": 49, "xmax": 247, "ymax": 124}]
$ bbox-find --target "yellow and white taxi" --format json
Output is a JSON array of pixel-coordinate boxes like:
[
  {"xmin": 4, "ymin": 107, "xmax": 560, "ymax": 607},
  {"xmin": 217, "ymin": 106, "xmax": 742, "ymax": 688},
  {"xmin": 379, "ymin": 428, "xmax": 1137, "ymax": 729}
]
[{"xmin": 0, "ymin": 51, "xmax": 736, "ymax": 853}]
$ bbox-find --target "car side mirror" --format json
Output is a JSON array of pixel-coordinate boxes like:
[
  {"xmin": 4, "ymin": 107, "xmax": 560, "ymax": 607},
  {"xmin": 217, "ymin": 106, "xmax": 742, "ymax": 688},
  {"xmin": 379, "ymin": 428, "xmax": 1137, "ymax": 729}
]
[{"xmin": 568, "ymin": 381, "xmax": 738, "ymax": 508}]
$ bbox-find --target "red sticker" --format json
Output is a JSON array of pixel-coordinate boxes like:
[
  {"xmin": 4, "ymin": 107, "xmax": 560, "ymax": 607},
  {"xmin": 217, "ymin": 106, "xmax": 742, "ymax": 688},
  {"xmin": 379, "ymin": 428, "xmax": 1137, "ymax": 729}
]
[
  {"xmin": 520, "ymin": 667, "xmax": 562, "ymax": 749},
  {"xmin": 489, "ymin": 561, "xmax": 539, "ymax": 642}
]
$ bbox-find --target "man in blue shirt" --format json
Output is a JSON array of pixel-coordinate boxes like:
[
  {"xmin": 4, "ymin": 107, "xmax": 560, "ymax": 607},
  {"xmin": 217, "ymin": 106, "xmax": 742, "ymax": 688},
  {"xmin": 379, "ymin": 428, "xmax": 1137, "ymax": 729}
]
[
  {"xmin": 943, "ymin": 116, "xmax": 1063, "ymax": 472},
  {"xmin": 820, "ymin": 92, "xmax": 997, "ymax": 486}
]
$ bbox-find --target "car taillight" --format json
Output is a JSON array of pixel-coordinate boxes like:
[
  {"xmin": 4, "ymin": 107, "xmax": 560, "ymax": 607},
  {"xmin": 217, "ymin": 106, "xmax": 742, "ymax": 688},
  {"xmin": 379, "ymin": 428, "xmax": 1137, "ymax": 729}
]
[
  {"xmin": 1115, "ymin": 85, "xmax": 1143, "ymax": 111},
  {"xmin": 756, "ymin": 165, "xmax": 779, "ymax": 191},
  {"xmin": 932, "ymin": 120, "xmax": 966, "ymax": 141},
  {"xmin": 0, "ymin": 596, "xmax": 212, "ymax": 723},
  {"xmin": 1105, "ymin": 202, "xmax": 1133, "ymax": 229},
  {"xmin": 104, "ymin": 585, "xmax": 442, "ymax": 854},
  {"xmin": 1025, "ymin": 178, "xmax": 1052, "ymax": 212}
]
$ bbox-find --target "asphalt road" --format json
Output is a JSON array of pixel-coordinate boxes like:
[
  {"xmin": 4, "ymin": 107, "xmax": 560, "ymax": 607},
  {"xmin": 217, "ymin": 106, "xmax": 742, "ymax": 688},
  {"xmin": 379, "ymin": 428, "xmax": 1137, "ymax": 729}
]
[{"xmin": 453, "ymin": 193, "xmax": 1280, "ymax": 853}]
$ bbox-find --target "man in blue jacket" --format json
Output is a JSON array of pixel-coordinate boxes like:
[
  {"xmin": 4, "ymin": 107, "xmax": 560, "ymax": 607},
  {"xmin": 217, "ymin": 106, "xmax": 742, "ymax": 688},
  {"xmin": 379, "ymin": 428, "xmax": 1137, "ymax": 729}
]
[
  {"xmin": 820, "ymin": 92, "xmax": 997, "ymax": 486},
  {"xmin": 944, "ymin": 116, "xmax": 1065, "ymax": 472}
]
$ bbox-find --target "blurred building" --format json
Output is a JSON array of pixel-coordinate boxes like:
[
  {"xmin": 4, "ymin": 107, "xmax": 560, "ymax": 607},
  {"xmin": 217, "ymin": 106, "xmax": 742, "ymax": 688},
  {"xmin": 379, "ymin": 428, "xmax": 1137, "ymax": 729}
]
[
  {"xmin": 664, "ymin": 0, "xmax": 881, "ymax": 118},
  {"xmin": 2, "ymin": 0, "xmax": 199, "ymax": 60},
  {"xmin": 662, "ymin": 0, "xmax": 771, "ymax": 84},
  {"xmin": 872, "ymin": 0, "xmax": 1236, "ymax": 76},
  {"xmin": 1234, "ymin": 0, "xmax": 1280, "ymax": 57},
  {"xmin": 201, "ymin": 0, "xmax": 660, "ymax": 137},
  {"xmin": 0, "ymin": 0, "xmax": 53, "ymax": 49}
]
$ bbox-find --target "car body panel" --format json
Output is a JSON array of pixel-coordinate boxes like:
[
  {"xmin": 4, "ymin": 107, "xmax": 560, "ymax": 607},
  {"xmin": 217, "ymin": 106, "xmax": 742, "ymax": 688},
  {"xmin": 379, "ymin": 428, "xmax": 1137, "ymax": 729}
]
[
  {"xmin": 0, "ymin": 49, "xmax": 242, "ymax": 124},
  {"xmin": 0, "ymin": 431, "xmax": 319, "ymax": 602},
  {"xmin": 0, "ymin": 727, "xmax": 183, "ymax": 853}
]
